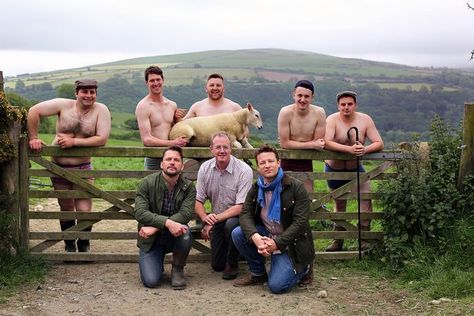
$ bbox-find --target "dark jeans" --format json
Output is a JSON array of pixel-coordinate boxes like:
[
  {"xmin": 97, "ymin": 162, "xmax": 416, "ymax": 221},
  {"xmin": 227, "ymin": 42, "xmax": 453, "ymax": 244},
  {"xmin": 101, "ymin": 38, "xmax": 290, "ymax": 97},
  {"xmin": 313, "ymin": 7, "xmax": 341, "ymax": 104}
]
[
  {"xmin": 211, "ymin": 217, "xmax": 240, "ymax": 271},
  {"xmin": 138, "ymin": 229, "xmax": 192, "ymax": 288}
]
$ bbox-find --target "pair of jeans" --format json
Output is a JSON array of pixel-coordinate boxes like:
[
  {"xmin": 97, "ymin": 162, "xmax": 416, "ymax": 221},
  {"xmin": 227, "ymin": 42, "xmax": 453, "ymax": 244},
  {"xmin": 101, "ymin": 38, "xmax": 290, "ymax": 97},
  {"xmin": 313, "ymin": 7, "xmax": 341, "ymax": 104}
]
[
  {"xmin": 138, "ymin": 228, "xmax": 192, "ymax": 288},
  {"xmin": 232, "ymin": 225, "xmax": 308, "ymax": 294},
  {"xmin": 210, "ymin": 217, "xmax": 240, "ymax": 271}
]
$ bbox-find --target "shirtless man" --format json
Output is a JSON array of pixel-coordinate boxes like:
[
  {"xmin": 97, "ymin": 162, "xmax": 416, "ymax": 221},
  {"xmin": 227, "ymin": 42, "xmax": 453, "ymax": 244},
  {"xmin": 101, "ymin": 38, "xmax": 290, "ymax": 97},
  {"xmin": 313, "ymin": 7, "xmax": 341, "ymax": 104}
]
[
  {"xmin": 324, "ymin": 90, "xmax": 384, "ymax": 251},
  {"xmin": 27, "ymin": 79, "xmax": 111, "ymax": 253},
  {"xmin": 182, "ymin": 73, "xmax": 241, "ymax": 119},
  {"xmin": 135, "ymin": 66, "xmax": 188, "ymax": 170},
  {"xmin": 277, "ymin": 80, "xmax": 326, "ymax": 192}
]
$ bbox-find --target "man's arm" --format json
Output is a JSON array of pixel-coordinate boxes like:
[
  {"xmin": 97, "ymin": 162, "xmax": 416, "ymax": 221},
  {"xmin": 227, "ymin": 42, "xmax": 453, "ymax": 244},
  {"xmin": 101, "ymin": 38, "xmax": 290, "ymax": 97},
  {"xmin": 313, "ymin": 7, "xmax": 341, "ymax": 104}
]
[
  {"xmin": 181, "ymin": 102, "xmax": 199, "ymax": 120},
  {"xmin": 27, "ymin": 99, "xmax": 65, "ymax": 151},
  {"xmin": 363, "ymin": 116, "xmax": 384, "ymax": 154},
  {"xmin": 134, "ymin": 177, "xmax": 169, "ymax": 229},
  {"xmin": 313, "ymin": 107, "xmax": 326, "ymax": 140}
]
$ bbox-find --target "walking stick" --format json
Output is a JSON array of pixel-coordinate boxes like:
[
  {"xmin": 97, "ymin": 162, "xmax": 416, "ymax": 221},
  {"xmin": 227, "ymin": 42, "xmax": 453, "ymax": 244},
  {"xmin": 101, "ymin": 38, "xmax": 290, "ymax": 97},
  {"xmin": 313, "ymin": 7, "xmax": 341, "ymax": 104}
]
[{"xmin": 347, "ymin": 127, "xmax": 362, "ymax": 260}]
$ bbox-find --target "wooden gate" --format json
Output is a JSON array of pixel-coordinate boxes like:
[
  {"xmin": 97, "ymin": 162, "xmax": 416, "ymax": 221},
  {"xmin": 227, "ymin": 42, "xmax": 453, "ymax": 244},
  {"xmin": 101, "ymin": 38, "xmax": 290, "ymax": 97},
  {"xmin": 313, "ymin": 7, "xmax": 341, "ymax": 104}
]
[{"xmin": 20, "ymin": 139, "xmax": 402, "ymax": 262}]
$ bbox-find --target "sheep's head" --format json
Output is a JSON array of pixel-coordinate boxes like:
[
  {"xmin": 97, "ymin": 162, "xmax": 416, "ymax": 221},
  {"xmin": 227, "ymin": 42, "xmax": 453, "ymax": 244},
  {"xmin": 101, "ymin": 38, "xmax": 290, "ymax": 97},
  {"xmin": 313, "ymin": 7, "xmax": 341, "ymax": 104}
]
[{"xmin": 246, "ymin": 103, "xmax": 263, "ymax": 130}]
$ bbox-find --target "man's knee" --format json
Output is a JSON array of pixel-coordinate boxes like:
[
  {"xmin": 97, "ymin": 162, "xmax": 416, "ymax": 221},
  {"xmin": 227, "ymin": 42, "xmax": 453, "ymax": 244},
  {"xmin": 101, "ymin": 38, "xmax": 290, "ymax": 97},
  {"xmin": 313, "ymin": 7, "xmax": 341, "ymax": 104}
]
[
  {"xmin": 231, "ymin": 226, "xmax": 244, "ymax": 244},
  {"xmin": 267, "ymin": 279, "xmax": 290, "ymax": 294},
  {"xmin": 141, "ymin": 275, "xmax": 161, "ymax": 288}
]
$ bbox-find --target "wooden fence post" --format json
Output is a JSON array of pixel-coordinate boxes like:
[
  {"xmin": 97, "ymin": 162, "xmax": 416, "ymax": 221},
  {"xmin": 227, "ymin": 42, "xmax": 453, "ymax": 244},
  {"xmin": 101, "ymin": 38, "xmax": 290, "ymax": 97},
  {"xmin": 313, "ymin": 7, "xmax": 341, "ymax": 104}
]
[
  {"xmin": 0, "ymin": 71, "xmax": 3, "ymax": 92},
  {"xmin": 458, "ymin": 102, "xmax": 474, "ymax": 191}
]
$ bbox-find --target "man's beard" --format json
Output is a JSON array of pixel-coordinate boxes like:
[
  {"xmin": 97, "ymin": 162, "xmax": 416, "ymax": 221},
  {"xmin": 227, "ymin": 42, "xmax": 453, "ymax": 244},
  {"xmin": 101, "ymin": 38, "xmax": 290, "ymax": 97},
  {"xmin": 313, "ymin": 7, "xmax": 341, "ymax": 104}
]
[{"xmin": 163, "ymin": 168, "xmax": 179, "ymax": 177}]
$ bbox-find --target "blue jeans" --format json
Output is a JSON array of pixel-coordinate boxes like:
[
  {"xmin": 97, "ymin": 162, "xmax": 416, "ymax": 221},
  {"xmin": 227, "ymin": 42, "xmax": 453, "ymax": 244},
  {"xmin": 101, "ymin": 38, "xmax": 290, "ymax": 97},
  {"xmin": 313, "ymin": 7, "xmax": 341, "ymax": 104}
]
[
  {"xmin": 232, "ymin": 225, "xmax": 308, "ymax": 294},
  {"xmin": 138, "ymin": 229, "xmax": 192, "ymax": 288}
]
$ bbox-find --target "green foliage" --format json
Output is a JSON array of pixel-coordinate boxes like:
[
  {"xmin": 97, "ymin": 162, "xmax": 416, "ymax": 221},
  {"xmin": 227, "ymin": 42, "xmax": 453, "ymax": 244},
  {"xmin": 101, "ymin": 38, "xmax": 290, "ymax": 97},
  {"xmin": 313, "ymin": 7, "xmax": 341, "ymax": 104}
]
[
  {"xmin": 380, "ymin": 116, "xmax": 474, "ymax": 270},
  {"xmin": 0, "ymin": 251, "xmax": 47, "ymax": 303},
  {"xmin": 124, "ymin": 118, "xmax": 139, "ymax": 130},
  {"xmin": 55, "ymin": 83, "xmax": 75, "ymax": 98}
]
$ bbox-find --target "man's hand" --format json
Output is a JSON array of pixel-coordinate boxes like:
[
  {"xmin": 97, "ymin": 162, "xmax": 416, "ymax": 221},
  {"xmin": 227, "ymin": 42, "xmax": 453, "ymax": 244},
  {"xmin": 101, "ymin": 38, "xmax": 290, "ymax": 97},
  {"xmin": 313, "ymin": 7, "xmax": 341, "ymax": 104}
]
[
  {"xmin": 201, "ymin": 224, "xmax": 212, "ymax": 241},
  {"xmin": 165, "ymin": 219, "xmax": 188, "ymax": 237},
  {"xmin": 29, "ymin": 138, "xmax": 46, "ymax": 153},
  {"xmin": 313, "ymin": 138, "xmax": 325, "ymax": 150},
  {"xmin": 261, "ymin": 236, "xmax": 278, "ymax": 253},
  {"xmin": 172, "ymin": 136, "xmax": 188, "ymax": 147},
  {"xmin": 139, "ymin": 226, "xmax": 159, "ymax": 239},
  {"xmin": 173, "ymin": 108, "xmax": 188, "ymax": 123},
  {"xmin": 251, "ymin": 233, "xmax": 271, "ymax": 257},
  {"xmin": 353, "ymin": 141, "xmax": 367, "ymax": 157},
  {"xmin": 57, "ymin": 135, "xmax": 75, "ymax": 149},
  {"xmin": 203, "ymin": 213, "xmax": 219, "ymax": 226}
]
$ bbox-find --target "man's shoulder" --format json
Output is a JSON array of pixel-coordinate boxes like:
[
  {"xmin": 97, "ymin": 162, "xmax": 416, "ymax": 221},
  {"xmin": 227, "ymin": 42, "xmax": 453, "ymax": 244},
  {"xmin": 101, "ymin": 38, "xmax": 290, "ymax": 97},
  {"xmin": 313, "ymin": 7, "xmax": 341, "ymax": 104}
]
[
  {"xmin": 94, "ymin": 102, "xmax": 110, "ymax": 112},
  {"xmin": 310, "ymin": 104, "xmax": 325, "ymax": 114},
  {"xmin": 278, "ymin": 104, "xmax": 294, "ymax": 114},
  {"xmin": 224, "ymin": 98, "xmax": 242, "ymax": 109}
]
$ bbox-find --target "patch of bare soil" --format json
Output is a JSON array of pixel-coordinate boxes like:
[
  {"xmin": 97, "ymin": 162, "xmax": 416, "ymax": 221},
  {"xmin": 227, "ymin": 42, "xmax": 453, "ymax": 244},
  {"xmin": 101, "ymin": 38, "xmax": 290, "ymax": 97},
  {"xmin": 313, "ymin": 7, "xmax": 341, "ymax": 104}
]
[{"xmin": 1, "ymin": 200, "xmax": 466, "ymax": 315}]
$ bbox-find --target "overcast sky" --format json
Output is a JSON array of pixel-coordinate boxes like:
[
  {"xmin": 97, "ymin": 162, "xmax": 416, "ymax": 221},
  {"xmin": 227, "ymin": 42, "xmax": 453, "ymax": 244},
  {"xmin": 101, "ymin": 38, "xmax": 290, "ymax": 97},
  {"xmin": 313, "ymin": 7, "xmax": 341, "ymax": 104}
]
[{"xmin": 1, "ymin": 0, "xmax": 473, "ymax": 77}]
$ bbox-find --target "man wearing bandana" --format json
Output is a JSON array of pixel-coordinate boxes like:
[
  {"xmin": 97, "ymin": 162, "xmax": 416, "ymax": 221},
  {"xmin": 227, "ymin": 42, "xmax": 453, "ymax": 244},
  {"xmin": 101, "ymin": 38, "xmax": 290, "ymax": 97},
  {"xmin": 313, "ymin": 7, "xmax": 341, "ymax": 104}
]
[{"xmin": 232, "ymin": 145, "xmax": 315, "ymax": 294}]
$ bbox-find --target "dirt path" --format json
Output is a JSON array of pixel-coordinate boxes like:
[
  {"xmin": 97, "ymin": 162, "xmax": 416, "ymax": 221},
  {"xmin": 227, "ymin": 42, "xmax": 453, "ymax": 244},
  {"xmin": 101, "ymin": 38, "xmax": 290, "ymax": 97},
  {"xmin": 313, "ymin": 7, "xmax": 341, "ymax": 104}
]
[
  {"xmin": 1, "ymin": 200, "xmax": 462, "ymax": 315},
  {"xmin": 2, "ymin": 260, "xmax": 418, "ymax": 316}
]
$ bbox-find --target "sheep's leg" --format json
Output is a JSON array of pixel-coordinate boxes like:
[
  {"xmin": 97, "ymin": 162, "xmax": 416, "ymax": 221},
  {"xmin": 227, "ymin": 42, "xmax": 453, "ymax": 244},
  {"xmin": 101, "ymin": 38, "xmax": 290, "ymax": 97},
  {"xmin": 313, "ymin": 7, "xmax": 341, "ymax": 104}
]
[
  {"xmin": 232, "ymin": 140, "xmax": 243, "ymax": 148},
  {"xmin": 240, "ymin": 138, "xmax": 253, "ymax": 149}
]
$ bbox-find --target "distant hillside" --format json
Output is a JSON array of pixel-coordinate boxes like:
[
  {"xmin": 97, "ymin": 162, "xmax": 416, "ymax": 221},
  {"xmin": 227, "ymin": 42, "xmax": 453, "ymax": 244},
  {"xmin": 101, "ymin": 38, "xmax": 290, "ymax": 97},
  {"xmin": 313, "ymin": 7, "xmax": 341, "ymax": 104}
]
[
  {"xmin": 5, "ymin": 48, "xmax": 474, "ymax": 144},
  {"xmin": 4, "ymin": 48, "xmax": 450, "ymax": 89}
]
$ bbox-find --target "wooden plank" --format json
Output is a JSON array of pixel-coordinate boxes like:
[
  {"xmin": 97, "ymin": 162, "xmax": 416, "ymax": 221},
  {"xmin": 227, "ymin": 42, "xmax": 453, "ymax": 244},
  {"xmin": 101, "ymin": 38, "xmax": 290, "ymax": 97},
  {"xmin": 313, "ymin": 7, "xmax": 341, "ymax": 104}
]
[
  {"xmin": 33, "ymin": 146, "xmax": 404, "ymax": 161},
  {"xmin": 315, "ymin": 251, "xmax": 361, "ymax": 260},
  {"xmin": 19, "ymin": 136, "xmax": 30, "ymax": 249},
  {"xmin": 309, "ymin": 212, "xmax": 384, "ymax": 220},
  {"xmin": 458, "ymin": 103, "xmax": 474, "ymax": 190},
  {"xmin": 312, "ymin": 231, "xmax": 383, "ymax": 240},
  {"xmin": 30, "ymin": 190, "xmax": 136, "ymax": 199},
  {"xmin": 30, "ymin": 232, "xmax": 137, "ymax": 240},
  {"xmin": 29, "ymin": 211, "xmax": 134, "ymax": 220},
  {"xmin": 29, "ymin": 252, "xmax": 212, "ymax": 263},
  {"xmin": 29, "ymin": 198, "xmax": 135, "ymax": 252},
  {"xmin": 30, "ymin": 156, "xmax": 134, "ymax": 214},
  {"xmin": 30, "ymin": 169, "xmax": 200, "ymax": 180},
  {"xmin": 309, "ymin": 192, "xmax": 380, "ymax": 200},
  {"xmin": 311, "ymin": 161, "xmax": 394, "ymax": 210},
  {"xmin": 191, "ymin": 240, "xmax": 211, "ymax": 254}
]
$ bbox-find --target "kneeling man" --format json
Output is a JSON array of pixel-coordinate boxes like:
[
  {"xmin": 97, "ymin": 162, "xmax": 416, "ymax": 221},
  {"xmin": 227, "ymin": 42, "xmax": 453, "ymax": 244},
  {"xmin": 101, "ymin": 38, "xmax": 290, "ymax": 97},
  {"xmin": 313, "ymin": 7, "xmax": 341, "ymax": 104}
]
[
  {"xmin": 232, "ymin": 145, "xmax": 315, "ymax": 294},
  {"xmin": 134, "ymin": 146, "xmax": 196, "ymax": 290}
]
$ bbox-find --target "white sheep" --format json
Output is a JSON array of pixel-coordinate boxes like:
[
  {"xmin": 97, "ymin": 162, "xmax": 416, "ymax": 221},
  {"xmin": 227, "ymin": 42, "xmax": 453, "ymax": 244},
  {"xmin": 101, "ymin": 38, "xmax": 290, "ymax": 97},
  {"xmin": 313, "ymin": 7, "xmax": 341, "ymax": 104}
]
[{"xmin": 169, "ymin": 103, "xmax": 263, "ymax": 148}]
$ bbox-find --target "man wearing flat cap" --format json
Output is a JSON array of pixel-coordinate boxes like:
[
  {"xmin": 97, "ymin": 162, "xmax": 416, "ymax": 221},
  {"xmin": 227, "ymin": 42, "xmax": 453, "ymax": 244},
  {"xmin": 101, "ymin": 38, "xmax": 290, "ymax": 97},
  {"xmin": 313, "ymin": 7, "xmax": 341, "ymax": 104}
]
[
  {"xmin": 324, "ymin": 90, "xmax": 384, "ymax": 252},
  {"xmin": 27, "ymin": 79, "xmax": 111, "ymax": 254},
  {"xmin": 277, "ymin": 79, "xmax": 326, "ymax": 192}
]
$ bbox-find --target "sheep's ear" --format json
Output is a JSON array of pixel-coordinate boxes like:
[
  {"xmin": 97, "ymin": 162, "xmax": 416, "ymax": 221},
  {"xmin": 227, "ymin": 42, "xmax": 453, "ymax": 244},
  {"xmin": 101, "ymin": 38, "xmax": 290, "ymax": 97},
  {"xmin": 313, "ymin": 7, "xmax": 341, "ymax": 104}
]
[{"xmin": 247, "ymin": 103, "xmax": 253, "ymax": 110}]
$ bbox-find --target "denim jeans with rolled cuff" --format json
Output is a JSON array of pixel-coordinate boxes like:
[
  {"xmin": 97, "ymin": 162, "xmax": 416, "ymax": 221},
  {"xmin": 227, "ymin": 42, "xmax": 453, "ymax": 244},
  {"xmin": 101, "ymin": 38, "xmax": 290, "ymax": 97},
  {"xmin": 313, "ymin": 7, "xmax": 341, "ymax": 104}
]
[{"xmin": 232, "ymin": 225, "xmax": 308, "ymax": 294}]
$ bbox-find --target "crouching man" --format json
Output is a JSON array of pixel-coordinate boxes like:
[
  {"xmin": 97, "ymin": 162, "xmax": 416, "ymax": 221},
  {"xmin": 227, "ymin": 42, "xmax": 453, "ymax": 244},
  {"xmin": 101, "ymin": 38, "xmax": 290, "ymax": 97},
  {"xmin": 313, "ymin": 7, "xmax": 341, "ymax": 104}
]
[
  {"xmin": 134, "ymin": 146, "xmax": 196, "ymax": 290},
  {"xmin": 232, "ymin": 145, "xmax": 315, "ymax": 294}
]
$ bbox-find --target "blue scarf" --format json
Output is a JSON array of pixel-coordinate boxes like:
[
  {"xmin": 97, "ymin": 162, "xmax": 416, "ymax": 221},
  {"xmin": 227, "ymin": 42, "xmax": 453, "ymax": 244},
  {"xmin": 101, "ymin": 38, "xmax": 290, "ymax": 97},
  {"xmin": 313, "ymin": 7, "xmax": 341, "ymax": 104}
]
[{"xmin": 257, "ymin": 168, "xmax": 284, "ymax": 223}]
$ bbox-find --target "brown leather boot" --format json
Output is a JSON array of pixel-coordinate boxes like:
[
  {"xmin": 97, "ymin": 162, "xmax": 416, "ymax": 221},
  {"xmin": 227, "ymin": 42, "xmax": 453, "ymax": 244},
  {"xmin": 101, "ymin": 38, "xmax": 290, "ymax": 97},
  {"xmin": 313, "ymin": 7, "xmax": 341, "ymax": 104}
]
[
  {"xmin": 171, "ymin": 265, "xmax": 186, "ymax": 290},
  {"xmin": 325, "ymin": 225, "xmax": 345, "ymax": 252}
]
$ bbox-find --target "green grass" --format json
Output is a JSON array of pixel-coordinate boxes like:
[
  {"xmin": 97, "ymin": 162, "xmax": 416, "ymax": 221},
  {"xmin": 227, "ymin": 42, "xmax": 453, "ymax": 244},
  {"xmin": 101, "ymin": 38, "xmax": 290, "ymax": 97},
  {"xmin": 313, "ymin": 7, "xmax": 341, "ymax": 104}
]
[
  {"xmin": 6, "ymin": 48, "xmax": 445, "ymax": 89},
  {"xmin": 0, "ymin": 252, "xmax": 48, "ymax": 303}
]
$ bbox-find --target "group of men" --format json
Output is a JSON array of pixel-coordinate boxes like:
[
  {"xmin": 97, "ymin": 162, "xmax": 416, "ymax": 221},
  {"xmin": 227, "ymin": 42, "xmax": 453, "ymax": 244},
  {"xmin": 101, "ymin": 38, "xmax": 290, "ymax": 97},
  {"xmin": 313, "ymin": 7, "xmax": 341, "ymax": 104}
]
[{"xmin": 27, "ymin": 65, "xmax": 383, "ymax": 294}]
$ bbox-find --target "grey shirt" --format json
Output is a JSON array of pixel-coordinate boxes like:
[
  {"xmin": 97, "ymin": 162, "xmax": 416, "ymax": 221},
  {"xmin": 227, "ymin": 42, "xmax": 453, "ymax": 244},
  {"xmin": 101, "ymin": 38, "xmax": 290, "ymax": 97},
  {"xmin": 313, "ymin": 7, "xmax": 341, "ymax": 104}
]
[{"xmin": 196, "ymin": 156, "xmax": 253, "ymax": 214}]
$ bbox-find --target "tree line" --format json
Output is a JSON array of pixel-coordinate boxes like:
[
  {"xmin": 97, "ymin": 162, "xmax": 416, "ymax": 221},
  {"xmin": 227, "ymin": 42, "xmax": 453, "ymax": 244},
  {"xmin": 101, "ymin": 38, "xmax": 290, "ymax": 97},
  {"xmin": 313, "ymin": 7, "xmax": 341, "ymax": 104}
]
[{"xmin": 7, "ymin": 70, "xmax": 474, "ymax": 144}]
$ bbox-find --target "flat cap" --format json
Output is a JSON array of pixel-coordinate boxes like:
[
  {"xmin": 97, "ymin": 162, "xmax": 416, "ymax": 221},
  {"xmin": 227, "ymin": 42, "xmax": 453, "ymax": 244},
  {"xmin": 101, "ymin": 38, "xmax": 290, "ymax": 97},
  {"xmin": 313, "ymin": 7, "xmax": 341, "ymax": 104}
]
[
  {"xmin": 336, "ymin": 90, "xmax": 357, "ymax": 102},
  {"xmin": 75, "ymin": 79, "xmax": 98, "ymax": 89}
]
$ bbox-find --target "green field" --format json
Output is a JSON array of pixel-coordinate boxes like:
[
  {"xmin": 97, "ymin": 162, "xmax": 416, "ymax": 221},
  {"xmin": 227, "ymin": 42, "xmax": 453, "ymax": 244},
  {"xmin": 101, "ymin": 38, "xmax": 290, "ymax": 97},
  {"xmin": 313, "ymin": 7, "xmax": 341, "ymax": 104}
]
[{"xmin": 5, "ymin": 48, "xmax": 448, "ymax": 89}]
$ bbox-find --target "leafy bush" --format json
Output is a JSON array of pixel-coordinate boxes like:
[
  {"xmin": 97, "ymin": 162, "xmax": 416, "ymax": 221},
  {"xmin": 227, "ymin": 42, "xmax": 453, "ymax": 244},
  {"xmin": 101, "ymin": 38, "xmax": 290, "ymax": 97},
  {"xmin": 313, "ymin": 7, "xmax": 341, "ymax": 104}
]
[{"xmin": 380, "ymin": 115, "xmax": 474, "ymax": 269}]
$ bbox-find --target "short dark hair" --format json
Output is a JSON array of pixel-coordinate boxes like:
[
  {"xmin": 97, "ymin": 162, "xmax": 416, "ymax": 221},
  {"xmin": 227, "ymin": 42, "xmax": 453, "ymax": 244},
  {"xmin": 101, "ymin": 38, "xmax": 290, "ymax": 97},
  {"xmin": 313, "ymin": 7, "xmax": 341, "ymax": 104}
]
[
  {"xmin": 207, "ymin": 73, "xmax": 224, "ymax": 81},
  {"xmin": 255, "ymin": 144, "xmax": 280, "ymax": 162},
  {"xmin": 145, "ymin": 66, "xmax": 164, "ymax": 82},
  {"xmin": 163, "ymin": 145, "xmax": 183, "ymax": 161}
]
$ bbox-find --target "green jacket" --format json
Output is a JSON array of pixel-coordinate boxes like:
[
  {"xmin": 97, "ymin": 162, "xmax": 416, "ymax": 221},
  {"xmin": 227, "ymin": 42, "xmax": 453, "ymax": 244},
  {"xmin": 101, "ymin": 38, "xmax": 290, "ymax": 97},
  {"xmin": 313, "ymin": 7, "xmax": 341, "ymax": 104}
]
[
  {"xmin": 134, "ymin": 172, "xmax": 196, "ymax": 252},
  {"xmin": 239, "ymin": 174, "xmax": 315, "ymax": 273}
]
